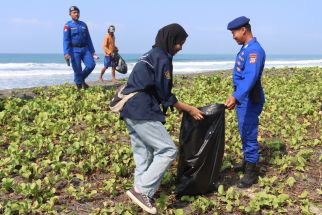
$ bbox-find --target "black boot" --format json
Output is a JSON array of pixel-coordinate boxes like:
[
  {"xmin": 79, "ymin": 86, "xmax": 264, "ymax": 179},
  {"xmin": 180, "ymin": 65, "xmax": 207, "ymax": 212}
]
[
  {"xmin": 82, "ymin": 82, "xmax": 89, "ymax": 89},
  {"xmin": 237, "ymin": 162, "xmax": 258, "ymax": 188},
  {"xmin": 233, "ymin": 160, "xmax": 246, "ymax": 172},
  {"xmin": 76, "ymin": 84, "xmax": 82, "ymax": 91}
]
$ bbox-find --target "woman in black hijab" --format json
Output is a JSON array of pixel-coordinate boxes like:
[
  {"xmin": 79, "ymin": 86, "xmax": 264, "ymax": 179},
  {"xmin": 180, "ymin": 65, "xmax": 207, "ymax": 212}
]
[
  {"xmin": 153, "ymin": 23, "xmax": 188, "ymax": 56},
  {"xmin": 122, "ymin": 23, "xmax": 203, "ymax": 214}
]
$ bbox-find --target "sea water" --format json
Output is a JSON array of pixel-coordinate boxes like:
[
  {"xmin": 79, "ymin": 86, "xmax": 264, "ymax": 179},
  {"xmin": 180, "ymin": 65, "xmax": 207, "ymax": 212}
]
[{"xmin": 0, "ymin": 53, "xmax": 321, "ymax": 90}]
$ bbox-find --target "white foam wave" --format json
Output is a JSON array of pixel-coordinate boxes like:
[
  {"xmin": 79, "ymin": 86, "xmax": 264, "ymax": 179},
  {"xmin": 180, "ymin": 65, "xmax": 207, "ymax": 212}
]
[
  {"xmin": 267, "ymin": 59, "xmax": 322, "ymax": 65},
  {"xmin": 0, "ymin": 59, "xmax": 321, "ymax": 79},
  {"xmin": 173, "ymin": 61, "xmax": 234, "ymax": 66},
  {"xmin": 0, "ymin": 63, "xmax": 65, "ymax": 70}
]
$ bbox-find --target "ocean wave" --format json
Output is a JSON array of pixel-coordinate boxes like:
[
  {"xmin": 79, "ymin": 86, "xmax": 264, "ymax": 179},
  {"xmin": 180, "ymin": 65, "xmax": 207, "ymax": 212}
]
[
  {"xmin": 173, "ymin": 61, "xmax": 234, "ymax": 66},
  {"xmin": 267, "ymin": 59, "xmax": 322, "ymax": 65},
  {"xmin": 0, "ymin": 63, "xmax": 65, "ymax": 70},
  {"xmin": 0, "ymin": 59, "xmax": 321, "ymax": 78}
]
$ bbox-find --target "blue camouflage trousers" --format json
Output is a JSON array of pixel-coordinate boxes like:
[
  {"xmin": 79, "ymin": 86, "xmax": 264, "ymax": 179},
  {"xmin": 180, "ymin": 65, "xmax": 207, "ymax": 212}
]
[{"xmin": 236, "ymin": 102, "xmax": 263, "ymax": 164}]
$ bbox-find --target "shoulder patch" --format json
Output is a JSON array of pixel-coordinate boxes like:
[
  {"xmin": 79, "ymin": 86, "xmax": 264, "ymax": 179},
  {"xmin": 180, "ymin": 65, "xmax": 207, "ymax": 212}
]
[
  {"xmin": 64, "ymin": 25, "xmax": 68, "ymax": 32},
  {"xmin": 164, "ymin": 71, "xmax": 171, "ymax": 79},
  {"xmin": 249, "ymin": 53, "xmax": 257, "ymax": 64}
]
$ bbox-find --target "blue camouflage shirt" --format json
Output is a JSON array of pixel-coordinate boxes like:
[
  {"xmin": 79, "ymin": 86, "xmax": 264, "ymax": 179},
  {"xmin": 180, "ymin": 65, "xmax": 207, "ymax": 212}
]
[
  {"xmin": 121, "ymin": 47, "xmax": 178, "ymax": 122},
  {"xmin": 232, "ymin": 37, "xmax": 265, "ymax": 105},
  {"xmin": 63, "ymin": 20, "xmax": 95, "ymax": 55}
]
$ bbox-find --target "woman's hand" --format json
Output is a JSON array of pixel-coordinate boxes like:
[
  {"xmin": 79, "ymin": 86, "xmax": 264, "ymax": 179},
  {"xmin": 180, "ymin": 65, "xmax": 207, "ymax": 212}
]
[
  {"xmin": 174, "ymin": 101, "xmax": 204, "ymax": 120},
  {"xmin": 188, "ymin": 106, "xmax": 204, "ymax": 120}
]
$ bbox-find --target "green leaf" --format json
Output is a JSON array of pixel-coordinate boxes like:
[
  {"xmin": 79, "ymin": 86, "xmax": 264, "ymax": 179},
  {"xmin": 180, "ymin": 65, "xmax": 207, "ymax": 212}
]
[
  {"xmin": 299, "ymin": 190, "xmax": 309, "ymax": 199},
  {"xmin": 218, "ymin": 185, "xmax": 225, "ymax": 196},
  {"xmin": 286, "ymin": 176, "xmax": 296, "ymax": 187},
  {"xmin": 174, "ymin": 209, "xmax": 184, "ymax": 215}
]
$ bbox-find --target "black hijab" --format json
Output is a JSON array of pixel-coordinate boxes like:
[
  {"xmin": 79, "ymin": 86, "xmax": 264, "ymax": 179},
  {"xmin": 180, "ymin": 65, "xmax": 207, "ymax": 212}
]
[{"xmin": 153, "ymin": 23, "xmax": 188, "ymax": 56}]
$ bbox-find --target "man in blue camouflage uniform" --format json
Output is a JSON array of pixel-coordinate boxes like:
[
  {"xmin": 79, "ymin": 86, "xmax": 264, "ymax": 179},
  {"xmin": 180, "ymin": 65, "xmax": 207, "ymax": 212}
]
[
  {"xmin": 225, "ymin": 16, "xmax": 266, "ymax": 188},
  {"xmin": 63, "ymin": 6, "xmax": 97, "ymax": 90}
]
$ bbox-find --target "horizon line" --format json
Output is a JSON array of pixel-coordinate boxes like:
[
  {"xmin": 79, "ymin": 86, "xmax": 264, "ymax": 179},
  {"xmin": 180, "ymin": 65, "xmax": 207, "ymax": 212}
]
[{"xmin": 1, "ymin": 53, "xmax": 322, "ymax": 56}]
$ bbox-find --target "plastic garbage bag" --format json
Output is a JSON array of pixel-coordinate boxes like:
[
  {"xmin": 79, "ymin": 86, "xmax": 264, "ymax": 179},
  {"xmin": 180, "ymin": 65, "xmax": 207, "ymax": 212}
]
[
  {"xmin": 176, "ymin": 104, "xmax": 225, "ymax": 196},
  {"xmin": 112, "ymin": 53, "xmax": 128, "ymax": 74}
]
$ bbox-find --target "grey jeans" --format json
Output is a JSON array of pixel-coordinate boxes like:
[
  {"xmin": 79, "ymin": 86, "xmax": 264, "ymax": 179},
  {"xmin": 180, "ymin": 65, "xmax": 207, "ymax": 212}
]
[{"xmin": 125, "ymin": 118, "xmax": 177, "ymax": 198}]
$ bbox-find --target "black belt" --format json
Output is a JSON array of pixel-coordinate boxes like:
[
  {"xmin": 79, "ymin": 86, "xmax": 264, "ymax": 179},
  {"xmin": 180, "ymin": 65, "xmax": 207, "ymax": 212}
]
[{"xmin": 71, "ymin": 44, "xmax": 86, "ymax": 48}]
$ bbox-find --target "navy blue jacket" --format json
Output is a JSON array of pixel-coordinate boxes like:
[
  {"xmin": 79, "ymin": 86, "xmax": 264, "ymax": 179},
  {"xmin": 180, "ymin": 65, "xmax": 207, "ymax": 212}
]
[{"xmin": 120, "ymin": 48, "xmax": 178, "ymax": 122}]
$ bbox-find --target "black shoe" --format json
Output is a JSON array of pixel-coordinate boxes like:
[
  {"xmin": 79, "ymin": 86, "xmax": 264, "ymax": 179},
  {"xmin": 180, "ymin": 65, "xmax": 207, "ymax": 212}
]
[
  {"xmin": 126, "ymin": 188, "xmax": 157, "ymax": 214},
  {"xmin": 76, "ymin": 84, "xmax": 82, "ymax": 91},
  {"xmin": 82, "ymin": 82, "xmax": 89, "ymax": 89},
  {"xmin": 233, "ymin": 161, "xmax": 246, "ymax": 172},
  {"xmin": 237, "ymin": 162, "xmax": 258, "ymax": 188}
]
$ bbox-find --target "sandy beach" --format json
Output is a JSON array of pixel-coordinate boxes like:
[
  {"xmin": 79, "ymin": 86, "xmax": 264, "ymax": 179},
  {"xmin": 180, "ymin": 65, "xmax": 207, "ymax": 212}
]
[
  {"xmin": 0, "ymin": 70, "xmax": 232, "ymax": 99},
  {"xmin": 0, "ymin": 79, "xmax": 121, "ymax": 99}
]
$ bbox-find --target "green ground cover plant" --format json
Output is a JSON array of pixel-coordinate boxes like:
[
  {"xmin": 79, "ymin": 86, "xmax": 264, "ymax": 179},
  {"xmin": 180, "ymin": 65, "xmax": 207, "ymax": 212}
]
[{"xmin": 0, "ymin": 67, "xmax": 321, "ymax": 214}]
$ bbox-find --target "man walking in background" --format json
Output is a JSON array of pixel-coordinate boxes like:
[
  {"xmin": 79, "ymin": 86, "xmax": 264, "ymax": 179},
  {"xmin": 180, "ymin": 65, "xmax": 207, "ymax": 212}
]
[
  {"xmin": 225, "ymin": 16, "xmax": 266, "ymax": 188},
  {"xmin": 99, "ymin": 25, "xmax": 117, "ymax": 83},
  {"xmin": 63, "ymin": 6, "xmax": 98, "ymax": 90}
]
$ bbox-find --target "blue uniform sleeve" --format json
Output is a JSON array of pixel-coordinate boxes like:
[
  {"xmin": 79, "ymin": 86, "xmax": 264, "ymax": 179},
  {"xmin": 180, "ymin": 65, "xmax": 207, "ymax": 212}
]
[
  {"xmin": 233, "ymin": 50, "xmax": 263, "ymax": 103},
  {"xmin": 155, "ymin": 58, "xmax": 178, "ymax": 109},
  {"xmin": 63, "ymin": 23, "xmax": 71, "ymax": 55},
  {"xmin": 85, "ymin": 23, "xmax": 95, "ymax": 54}
]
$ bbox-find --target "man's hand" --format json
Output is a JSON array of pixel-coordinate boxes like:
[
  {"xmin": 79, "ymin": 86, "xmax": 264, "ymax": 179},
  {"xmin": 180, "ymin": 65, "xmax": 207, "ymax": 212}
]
[
  {"xmin": 64, "ymin": 54, "xmax": 70, "ymax": 61},
  {"xmin": 64, "ymin": 54, "xmax": 70, "ymax": 66},
  {"xmin": 225, "ymin": 96, "xmax": 237, "ymax": 110},
  {"xmin": 93, "ymin": 53, "xmax": 99, "ymax": 60}
]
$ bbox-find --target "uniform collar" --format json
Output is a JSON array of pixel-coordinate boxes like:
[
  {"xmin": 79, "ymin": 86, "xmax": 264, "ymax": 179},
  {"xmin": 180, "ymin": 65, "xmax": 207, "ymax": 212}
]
[{"xmin": 243, "ymin": 37, "xmax": 257, "ymax": 49}]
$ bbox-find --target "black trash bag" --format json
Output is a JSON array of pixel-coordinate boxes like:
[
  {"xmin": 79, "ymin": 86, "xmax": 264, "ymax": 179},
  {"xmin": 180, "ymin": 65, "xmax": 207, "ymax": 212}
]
[
  {"xmin": 112, "ymin": 53, "xmax": 128, "ymax": 74},
  {"xmin": 176, "ymin": 104, "xmax": 225, "ymax": 196}
]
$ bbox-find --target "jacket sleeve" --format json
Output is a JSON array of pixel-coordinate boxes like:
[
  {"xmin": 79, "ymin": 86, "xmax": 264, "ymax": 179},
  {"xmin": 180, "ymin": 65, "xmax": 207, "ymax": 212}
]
[
  {"xmin": 154, "ymin": 57, "xmax": 178, "ymax": 110},
  {"xmin": 233, "ymin": 50, "xmax": 263, "ymax": 103},
  {"xmin": 63, "ymin": 23, "xmax": 71, "ymax": 55},
  {"xmin": 85, "ymin": 23, "xmax": 95, "ymax": 54}
]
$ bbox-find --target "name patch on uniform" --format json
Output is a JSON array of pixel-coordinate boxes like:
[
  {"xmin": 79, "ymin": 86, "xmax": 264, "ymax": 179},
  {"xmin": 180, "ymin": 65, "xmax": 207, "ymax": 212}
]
[
  {"xmin": 71, "ymin": 27, "xmax": 77, "ymax": 30},
  {"xmin": 249, "ymin": 53, "xmax": 257, "ymax": 64},
  {"xmin": 64, "ymin": 25, "xmax": 68, "ymax": 32},
  {"xmin": 164, "ymin": 71, "xmax": 171, "ymax": 79}
]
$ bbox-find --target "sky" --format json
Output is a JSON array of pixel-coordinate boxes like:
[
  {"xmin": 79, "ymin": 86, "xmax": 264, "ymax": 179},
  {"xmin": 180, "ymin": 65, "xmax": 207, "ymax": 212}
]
[{"xmin": 0, "ymin": 0, "xmax": 321, "ymax": 55}]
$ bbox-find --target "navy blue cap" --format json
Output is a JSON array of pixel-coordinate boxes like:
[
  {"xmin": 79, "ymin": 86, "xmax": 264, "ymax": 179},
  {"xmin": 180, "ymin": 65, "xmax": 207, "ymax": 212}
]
[
  {"xmin": 227, "ymin": 16, "xmax": 250, "ymax": 30},
  {"xmin": 69, "ymin": 6, "xmax": 80, "ymax": 13}
]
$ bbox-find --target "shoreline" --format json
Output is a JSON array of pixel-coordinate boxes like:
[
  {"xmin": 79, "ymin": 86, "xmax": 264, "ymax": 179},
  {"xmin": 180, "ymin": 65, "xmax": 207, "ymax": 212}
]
[
  {"xmin": 0, "ymin": 70, "xmax": 232, "ymax": 99},
  {"xmin": 0, "ymin": 79, "xmax": 123, "ymax": 100}
]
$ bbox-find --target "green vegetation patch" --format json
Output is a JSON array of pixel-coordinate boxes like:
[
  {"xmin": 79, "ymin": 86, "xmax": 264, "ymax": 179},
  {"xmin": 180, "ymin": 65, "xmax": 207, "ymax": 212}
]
[{"xmin": 0, "ymin": 67, "xmax": 321, "ymax": 214}]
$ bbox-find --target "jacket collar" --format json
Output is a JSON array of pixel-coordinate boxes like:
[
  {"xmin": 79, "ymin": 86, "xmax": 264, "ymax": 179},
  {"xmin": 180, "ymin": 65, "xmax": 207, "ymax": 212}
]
[{"xmin": 243, "ymin": 37, "xmax": 257, "ymax": 49}]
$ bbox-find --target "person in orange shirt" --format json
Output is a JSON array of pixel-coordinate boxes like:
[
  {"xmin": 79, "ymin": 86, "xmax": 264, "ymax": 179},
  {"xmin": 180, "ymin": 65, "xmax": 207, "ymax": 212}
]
[{"xmin": 99, "ymin": 25, "xmax": 116, "ymax": 83}]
